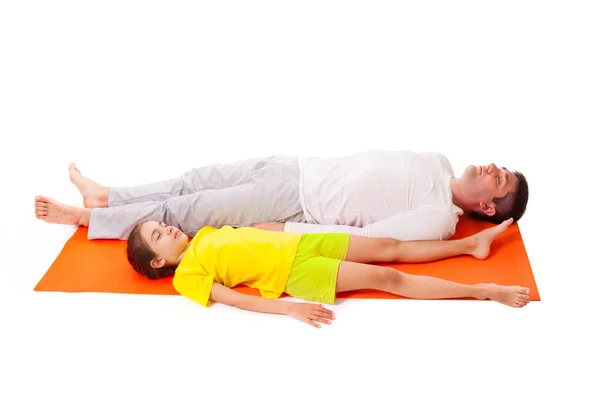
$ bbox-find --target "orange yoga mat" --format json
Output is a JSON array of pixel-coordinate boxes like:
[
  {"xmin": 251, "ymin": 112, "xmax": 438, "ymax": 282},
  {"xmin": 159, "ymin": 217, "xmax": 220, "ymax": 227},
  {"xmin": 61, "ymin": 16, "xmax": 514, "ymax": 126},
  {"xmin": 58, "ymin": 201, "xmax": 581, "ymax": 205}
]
[{"xmin": 34, "ymin": 219, "xmax": 540, "ymax": 301}]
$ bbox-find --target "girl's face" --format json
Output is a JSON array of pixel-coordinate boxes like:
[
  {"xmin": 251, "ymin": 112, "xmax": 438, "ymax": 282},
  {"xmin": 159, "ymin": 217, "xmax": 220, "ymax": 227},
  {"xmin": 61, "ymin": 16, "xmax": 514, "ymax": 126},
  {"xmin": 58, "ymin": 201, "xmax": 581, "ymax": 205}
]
[{"xmin": 139, "ymin": 221, "xmax": 189, "ymax": 268}]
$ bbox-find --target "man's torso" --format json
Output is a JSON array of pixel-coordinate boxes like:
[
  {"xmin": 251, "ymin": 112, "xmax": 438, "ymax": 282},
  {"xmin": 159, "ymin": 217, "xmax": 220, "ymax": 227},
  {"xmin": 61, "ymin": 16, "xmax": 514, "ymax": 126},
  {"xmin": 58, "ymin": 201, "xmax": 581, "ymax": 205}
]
[{"xmin": 298, "ymin": 149, "xmax": 460, "ymax": 226}]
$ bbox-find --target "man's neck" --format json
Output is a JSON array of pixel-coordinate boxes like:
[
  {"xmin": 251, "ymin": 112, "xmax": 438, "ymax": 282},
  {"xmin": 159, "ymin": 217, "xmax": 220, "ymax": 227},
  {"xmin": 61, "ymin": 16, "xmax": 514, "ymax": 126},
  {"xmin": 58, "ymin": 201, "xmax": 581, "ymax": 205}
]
[{"xmin": 449, "ymin": 177, "xmax": 470, "ymax": 212}]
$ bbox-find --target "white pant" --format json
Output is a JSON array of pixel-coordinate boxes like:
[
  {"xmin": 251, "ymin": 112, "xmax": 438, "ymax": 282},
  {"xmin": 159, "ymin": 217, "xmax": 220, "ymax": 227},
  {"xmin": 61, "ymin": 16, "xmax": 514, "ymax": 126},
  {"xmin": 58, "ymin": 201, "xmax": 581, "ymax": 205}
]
[{"xmin": 88, "ymin": 154, "xmax": 306, "ymax": 239}]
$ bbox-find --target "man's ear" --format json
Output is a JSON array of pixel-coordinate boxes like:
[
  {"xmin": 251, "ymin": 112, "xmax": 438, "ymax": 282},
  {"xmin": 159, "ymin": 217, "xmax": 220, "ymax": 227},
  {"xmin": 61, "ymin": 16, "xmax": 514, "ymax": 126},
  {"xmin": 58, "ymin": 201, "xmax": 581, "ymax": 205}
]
[
  {"xmin": 150, "ymin": 257, "xmax": 166, "ymax": 269},
  {"xmin": 479, "ymin": 201, "xmax": 497, "ymax": 216}
]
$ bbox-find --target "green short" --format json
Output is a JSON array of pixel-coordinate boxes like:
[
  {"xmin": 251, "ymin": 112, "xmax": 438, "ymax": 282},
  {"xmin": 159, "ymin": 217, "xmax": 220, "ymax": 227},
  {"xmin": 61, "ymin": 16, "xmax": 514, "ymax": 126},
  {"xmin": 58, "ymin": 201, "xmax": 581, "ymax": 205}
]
[{"xmin": 283, "ymin": 233, "xmax": 350, "ymax": 305}]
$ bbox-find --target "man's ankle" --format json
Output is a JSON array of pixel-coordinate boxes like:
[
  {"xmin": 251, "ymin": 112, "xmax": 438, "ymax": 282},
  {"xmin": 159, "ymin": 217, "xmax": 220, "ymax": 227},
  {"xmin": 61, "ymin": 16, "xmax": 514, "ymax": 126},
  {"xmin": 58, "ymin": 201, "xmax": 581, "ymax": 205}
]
[{"xmin": 78, "ymin": 209, "xmax": 92, "ymax": 226}]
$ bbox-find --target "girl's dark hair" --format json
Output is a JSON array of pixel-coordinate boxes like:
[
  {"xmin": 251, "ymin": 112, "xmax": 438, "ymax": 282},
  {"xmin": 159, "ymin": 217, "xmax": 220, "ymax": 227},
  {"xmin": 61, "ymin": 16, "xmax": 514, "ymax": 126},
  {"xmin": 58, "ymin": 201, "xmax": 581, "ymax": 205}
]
[{"xmin": 126, "ymin": 223, "xmax": 178, "ymax": 280}]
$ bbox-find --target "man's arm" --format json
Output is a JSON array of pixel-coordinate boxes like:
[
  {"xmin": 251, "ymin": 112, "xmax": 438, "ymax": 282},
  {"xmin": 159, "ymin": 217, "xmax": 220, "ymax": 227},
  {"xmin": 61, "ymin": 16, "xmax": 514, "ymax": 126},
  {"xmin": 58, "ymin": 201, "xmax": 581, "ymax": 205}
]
[
  {"xmin": 284, "ymin": 208, "xmax": 457, "ymax": 241},
  {"xmin": 209, "ymin": 283, "xmax": 335, "ymax": 328}
]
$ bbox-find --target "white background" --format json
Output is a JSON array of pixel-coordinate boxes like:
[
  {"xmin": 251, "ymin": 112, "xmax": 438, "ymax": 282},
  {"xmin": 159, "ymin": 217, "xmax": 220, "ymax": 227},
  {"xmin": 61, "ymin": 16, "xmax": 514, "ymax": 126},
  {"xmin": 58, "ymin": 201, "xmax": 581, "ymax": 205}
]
[{"xmin": 1, "ymin": 1, "xmax": 599, "ymax": 399}]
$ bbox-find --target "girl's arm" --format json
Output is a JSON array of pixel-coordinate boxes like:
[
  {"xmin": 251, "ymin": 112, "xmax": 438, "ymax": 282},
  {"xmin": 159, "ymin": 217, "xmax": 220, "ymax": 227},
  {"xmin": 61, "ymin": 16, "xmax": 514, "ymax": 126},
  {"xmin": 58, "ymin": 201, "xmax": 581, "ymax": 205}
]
[{"xmin": 209, "ymin": 283, "xmax": 335, "ymax": 328}]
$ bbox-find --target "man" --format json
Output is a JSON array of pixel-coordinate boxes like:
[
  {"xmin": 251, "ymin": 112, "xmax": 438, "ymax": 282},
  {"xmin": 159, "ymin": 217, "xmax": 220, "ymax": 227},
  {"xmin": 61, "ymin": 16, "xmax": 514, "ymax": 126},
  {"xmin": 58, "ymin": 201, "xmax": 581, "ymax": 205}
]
[{"xmin": 34, "ymin": 149, "xmax": 529, "ymax": 241}]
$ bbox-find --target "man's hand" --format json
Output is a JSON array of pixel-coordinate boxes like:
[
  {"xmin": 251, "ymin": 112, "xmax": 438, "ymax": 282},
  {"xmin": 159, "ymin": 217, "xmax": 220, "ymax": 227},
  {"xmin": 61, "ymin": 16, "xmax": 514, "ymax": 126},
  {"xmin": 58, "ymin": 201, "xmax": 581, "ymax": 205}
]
[
  {"xmin": 287, "ymin": 302, "xmax": 335, "ymax": 328},
  {"xmin": 252, "ymin": 222, "xmax": 285, "ymax": 231}
]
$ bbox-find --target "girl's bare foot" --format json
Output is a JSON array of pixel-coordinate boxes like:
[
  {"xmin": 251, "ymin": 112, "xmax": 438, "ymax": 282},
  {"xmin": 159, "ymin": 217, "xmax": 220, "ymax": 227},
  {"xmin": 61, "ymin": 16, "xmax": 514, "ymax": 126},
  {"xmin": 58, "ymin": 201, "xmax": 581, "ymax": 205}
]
[
  {"xmin": 68, "ymin": 163, "xmax": 109, "ymax": 208},
  {"xmin": 34, "ymin": 195, "xmax": 91, "ymax": 226},
  {"xmin": 468, "ymin": 218, "xmax": 513, "ymax": 259},
  {"xmin": 476, "ymin": 283, "xmax": 531, "ymax": 307}
]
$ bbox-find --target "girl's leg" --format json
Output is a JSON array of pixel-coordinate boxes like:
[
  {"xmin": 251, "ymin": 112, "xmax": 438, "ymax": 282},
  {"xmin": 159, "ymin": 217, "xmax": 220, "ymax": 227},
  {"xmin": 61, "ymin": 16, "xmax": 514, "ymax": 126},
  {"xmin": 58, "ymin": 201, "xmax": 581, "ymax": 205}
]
[
  {"xmin": 68, "ymin": 155, "xmax": 298, "ymax": 208},
  {"xmin": 345, "ymin": 218, "xmax": 513, "ymax": 263},
  {"xmin": 335, "ymin": 261, "xmax": 530, "ymax": 307}
]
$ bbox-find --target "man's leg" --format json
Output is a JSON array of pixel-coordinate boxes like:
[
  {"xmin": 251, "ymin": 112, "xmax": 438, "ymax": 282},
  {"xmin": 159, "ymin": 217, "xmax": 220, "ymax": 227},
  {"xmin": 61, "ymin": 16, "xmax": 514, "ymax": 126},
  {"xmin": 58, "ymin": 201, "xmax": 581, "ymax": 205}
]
[
  {"xmin": 344, "ymin": 218, "xmax": 514, "ymax": 263},
  {"xmin": 37, "ymin": 165, "xmax": 306, "ymax": 240},
  {"xmin": 35, "ymin": 196, "xmax": 91, "ymax": 226},
  {"xmin": 82, "ymin": 154, "xmax": 305, "ymax": 239},
  {"xmin": 69, "ymin": 155, "xmax": 298, "ymax": 207},
  {"xmin": 335, "ymin": 261, "xmax": 531, "ymax": 307}
]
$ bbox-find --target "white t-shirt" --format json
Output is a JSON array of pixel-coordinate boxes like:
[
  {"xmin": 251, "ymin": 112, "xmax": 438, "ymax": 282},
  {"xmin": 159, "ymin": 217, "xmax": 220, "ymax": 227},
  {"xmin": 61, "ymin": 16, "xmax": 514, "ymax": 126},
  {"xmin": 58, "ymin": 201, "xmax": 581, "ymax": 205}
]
[{"xmin": 284, "ymin": 150, "xmax": 464, "ymax": 241}]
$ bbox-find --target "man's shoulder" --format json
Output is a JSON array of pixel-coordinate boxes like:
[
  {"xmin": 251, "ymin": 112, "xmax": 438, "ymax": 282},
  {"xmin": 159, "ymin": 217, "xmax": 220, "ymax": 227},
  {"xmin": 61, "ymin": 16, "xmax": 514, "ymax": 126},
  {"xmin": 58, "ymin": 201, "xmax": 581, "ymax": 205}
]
[
  {"xmin": 419, "ymin": 151, "xmax": 454, "ymax": 176},
  {"xmin": 377, "ymin": 149, "xmax": 451, "ymax": 169},
  {"xmin": 418, "ymin": 150, "xmax": 450, "ymax": 163}
]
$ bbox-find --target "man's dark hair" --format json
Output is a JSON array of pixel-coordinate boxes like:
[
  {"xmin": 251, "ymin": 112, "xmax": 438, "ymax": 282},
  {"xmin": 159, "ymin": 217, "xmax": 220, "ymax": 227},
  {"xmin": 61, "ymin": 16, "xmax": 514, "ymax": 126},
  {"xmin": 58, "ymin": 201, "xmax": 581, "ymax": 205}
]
[{"xmin": 469, "ymin": 171, "xmax": 529, "ymax": 224}]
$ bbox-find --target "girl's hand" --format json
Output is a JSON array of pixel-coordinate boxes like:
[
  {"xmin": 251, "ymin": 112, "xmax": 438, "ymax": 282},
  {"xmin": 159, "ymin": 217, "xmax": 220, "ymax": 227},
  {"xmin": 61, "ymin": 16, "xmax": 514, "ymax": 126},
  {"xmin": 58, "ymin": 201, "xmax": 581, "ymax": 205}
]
[{"xmin": 287, "ymin": 302, "xmax": 335, "ymax": 328}]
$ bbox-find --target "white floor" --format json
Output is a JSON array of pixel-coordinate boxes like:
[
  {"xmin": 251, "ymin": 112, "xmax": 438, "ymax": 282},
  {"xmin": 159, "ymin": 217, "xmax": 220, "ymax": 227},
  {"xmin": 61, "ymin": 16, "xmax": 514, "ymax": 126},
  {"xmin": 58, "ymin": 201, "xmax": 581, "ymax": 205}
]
[{"xmin": 2, "ymin": 1, "xmax": 599, "ymax": 399}]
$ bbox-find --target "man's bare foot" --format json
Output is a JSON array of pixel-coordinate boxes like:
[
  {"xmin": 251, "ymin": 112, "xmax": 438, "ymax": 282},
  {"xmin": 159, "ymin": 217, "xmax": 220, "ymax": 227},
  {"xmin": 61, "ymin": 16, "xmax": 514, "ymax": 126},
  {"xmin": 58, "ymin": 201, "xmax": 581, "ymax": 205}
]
[
  {"xmin": 468, "ymin": 218, "xmax": 513, "ymax": 259},
  {"xmin": 34, "ymin": 195, "xmax": 91, "ymax": 226},
  {"xmin": 476, "ymin": 283, "xmax": 531, "ymax": 308},
  {"xmin": 69, "ymin": 163, "xmax": 109, "ymax": 208}
]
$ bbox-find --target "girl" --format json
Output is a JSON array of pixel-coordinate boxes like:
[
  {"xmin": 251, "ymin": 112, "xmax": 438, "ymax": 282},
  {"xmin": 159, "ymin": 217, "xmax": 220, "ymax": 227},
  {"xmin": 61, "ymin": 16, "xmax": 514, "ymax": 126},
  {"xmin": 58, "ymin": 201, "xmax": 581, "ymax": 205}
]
[{"xmin": 126, "ymin": 217, "xmax": 530, "ymax": 328}]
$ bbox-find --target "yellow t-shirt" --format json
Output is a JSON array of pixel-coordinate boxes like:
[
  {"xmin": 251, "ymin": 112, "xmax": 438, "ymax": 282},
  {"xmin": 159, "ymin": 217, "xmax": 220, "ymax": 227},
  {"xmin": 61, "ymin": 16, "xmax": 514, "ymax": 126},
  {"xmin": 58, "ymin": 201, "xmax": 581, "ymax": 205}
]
[{"xmin": 172, "ymin": 226, "xmax": 302, "ymax": 307}]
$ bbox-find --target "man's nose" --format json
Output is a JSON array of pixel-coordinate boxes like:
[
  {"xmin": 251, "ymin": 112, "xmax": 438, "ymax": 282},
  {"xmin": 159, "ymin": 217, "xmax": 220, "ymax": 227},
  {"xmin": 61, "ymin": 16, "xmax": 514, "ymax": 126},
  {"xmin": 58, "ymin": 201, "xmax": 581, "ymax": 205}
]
[{"xmin": 487, "ymin": 163, "xmax": 498, "ymax": 173}]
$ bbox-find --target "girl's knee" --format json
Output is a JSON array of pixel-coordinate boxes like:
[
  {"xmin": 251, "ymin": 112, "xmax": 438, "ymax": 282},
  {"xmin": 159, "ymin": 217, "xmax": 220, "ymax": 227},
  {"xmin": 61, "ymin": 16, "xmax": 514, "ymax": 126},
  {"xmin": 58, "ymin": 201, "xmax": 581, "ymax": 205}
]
[
  {"xmin": 376, "ymin": 267, "xmax": 403, "ymax": 289},
  {"xmin": 378, "ymin": 238, "xmax": 400, "ymax": 262}
]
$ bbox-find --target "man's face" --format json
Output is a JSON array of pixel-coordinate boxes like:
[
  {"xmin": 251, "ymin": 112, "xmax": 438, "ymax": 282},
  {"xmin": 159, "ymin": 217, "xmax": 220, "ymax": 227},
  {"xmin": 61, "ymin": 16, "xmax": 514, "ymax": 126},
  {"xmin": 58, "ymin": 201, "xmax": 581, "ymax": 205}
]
[{"xmin": 459, "ymin": 163, "xmax": 518, "ymax": 215}]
